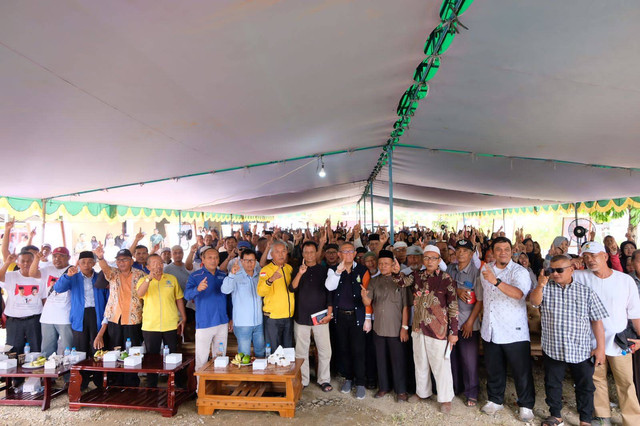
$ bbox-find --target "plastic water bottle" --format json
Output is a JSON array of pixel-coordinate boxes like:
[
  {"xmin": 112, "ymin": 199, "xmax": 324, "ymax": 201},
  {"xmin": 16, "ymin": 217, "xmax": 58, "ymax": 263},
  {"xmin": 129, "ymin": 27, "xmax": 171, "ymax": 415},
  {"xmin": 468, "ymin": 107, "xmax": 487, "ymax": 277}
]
[
  {"xmin": 216, "ymin": 342, "xmax": 224, "ymax": 358},
  {"xmin": 64, "ymin": 347, "xmax": 71, "ymax": 357},
  {"xmin": 163, "ymin": 345, "xmax": 170, "ymax": 361},
  {"xmin": 24, "ymin": 343, "xmax": 31, "ymax": 355},
  {"xmin": 125, "ymin": 338, "xmax": 132, "ymax": 354},
  {"xmin": 71, "ymin": 347, "xmax": 77, "ymax": 356},
  {"xmin": 265, "ymin": 343, "xmax": 271, "ymax": 358}
]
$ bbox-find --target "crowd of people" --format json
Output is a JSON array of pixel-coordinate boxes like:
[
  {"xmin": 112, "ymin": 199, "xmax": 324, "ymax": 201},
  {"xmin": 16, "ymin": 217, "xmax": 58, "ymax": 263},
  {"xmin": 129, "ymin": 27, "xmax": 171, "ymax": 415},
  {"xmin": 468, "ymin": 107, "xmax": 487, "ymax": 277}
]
[{"xmin": 2, "ymin": 218, "xmax": 640, "ymax": 425}]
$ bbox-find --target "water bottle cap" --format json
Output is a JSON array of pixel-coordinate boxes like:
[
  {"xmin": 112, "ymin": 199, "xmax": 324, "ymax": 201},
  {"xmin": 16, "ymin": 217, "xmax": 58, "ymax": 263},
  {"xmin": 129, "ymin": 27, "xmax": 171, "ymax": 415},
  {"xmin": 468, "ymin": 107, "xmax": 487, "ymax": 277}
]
[
  {"xmin": 65, "ymin": 347, "xmax": 70, "ymax": 350},
  {"xmin": 127, "ymin": 338, "xmax": 131, "ymax": 341},
  {"xmin": 266, "ymin": 343, "xmax": 270, "ymax": 347},
  {"xmin": 72, "ymin": 347, "xmax": 76, "ymax": 350},
  {"xmin": 25, "ymin": 343, "xmax": 30, "ymax": 346}
]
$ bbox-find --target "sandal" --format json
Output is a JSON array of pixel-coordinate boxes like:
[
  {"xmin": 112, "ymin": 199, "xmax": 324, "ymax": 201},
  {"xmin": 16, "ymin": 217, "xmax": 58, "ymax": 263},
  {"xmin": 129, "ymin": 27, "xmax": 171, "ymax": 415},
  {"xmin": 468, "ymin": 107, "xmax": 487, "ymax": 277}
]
[
  {"xmin": 541, "ymin": 416, "xmax": 564, "ymax": 426},
  {"xmin": 320, "ymin": 382, "xmax": 333, "ymax": 392},
  {"xmin": 465, "ymin": 398, "xmax": 477, "ymax": 407}
]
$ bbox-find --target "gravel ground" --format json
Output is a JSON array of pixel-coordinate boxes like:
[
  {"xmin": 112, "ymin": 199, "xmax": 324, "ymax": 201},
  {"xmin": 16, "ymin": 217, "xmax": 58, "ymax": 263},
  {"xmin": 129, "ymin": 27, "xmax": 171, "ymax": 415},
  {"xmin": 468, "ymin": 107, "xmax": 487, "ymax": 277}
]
[{"xmin": 0, "ymin": 359, "xmax": 626, "ymax": 425}]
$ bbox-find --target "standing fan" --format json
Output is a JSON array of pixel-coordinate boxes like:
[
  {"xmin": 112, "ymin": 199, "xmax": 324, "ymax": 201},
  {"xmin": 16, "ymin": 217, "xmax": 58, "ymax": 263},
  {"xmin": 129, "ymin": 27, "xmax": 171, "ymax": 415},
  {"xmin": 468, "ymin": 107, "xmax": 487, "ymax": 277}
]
[{"xmin": 566, "ymin": 218, "xmax": 595, "ymax": 248}]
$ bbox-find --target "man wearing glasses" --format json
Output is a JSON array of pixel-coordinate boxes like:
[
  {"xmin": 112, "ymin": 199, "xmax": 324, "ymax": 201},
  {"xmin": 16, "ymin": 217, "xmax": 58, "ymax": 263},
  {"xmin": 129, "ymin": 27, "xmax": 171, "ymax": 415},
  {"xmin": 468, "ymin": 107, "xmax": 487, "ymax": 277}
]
[
  {"xmin": 325, "ymin": 242, "xmax": 371, "ymax": 399},
  {"xmin": 575, "ymin": 241, "xmax": 640, "ymax": 426},
  {"xmin": 531, "ymin": 254, "xmax": 607, "ymax": 426},
  {"xmin": 221, "ymin": 249, "xmax": 264, "ymax": 358}
]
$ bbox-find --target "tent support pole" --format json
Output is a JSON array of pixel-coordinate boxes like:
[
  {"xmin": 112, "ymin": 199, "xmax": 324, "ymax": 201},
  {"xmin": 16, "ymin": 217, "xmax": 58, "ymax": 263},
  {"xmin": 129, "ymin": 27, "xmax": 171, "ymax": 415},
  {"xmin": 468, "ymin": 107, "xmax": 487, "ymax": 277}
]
[
  {"xmin": 370, "ymin": 182, "xmax": 374, "ymax": 232},
  {"xmin": 363, "ymin": 190, "xmax": 367, "ymax": 233},
  {"xmin": 389, "ymin": 149, "xmax": 394, "ymax": 245},
  {"xmin": 502, "ymin": 209, "xmax": 506, "ymax": 232}
]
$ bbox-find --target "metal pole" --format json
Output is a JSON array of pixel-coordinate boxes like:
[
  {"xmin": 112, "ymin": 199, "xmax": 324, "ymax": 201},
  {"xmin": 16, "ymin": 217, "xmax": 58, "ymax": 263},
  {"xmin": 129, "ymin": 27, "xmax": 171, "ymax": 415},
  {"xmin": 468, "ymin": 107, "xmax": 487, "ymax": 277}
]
[
  {"xmin": 389, "ymin": 149, "xmax": 395, "ymax": 245},
  {"xmin": 363, "ymin": 191, "xmax": 367, "ymax": 233},
  {"xmin": 370, "ymin": 182, "xmax": 374, "ymax": 232}
]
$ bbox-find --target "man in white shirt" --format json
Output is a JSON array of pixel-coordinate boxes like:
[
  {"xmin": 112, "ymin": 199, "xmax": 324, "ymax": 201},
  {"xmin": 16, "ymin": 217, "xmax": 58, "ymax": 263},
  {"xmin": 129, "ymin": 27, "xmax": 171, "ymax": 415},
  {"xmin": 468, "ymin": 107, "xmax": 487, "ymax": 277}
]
[
  {"xmin": 29, "ymin": 247, "xmax": 72, "ymax": 357},
  {"xmin": 575, "ymin": 241, "xmax": 640, "ymax": 426},
  {"xmin": 0, "ymin": 252, "xmax": 46, "ymax": 354},
  {"xmin": 479, "ymin": 237, "xmax": 535, "ymax": 422}
]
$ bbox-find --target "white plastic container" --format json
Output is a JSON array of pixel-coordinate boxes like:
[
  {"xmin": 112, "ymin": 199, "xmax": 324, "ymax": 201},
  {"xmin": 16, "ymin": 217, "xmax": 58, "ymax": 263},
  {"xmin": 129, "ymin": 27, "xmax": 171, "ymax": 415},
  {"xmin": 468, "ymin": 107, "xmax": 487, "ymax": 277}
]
[
  {"xmin": 164, "ymin": 353, "xmax": 182, "ymax": 364},
  {"xmin": 0, "ymin": 359, "xmax": 17, "ymax": 369},
  {"xmin": 102, "ymin": 351, "xmax": 121, "ymax": 362},
  {"xmin": 24, "ymin": 352, "xmax": 42, "ymax": 363},
  {"xmin": 213, "ymin": 356, "xmax": 229, "ymax": 368},
  {"xmin": 68, "ymin": 351, "xmax": 86, "ymax": 364},
  {"xmin": 252, "ymin": 359, "xmax": 268, "ymax": 370},
  {"xmin": 128, "ymin": 346, "xmax": 145, "ymax": 356},
  {"xmin": 123, "ymin": 355, "xmax": 143, "ymax": 367}
]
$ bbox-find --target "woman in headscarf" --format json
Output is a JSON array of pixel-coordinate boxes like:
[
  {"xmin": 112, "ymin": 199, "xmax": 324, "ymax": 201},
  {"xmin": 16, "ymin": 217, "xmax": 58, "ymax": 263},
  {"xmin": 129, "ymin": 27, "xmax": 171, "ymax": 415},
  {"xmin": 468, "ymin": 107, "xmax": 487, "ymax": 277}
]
[{"xmin": 620, "ymin": 240, "xmax": 637, "ymax": 273}]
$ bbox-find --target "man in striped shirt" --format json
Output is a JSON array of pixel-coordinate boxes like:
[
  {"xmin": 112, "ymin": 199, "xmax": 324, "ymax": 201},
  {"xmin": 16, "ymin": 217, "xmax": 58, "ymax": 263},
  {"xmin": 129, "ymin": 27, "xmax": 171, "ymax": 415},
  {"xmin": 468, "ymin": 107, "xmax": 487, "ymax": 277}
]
[{"xmin": 531, "ymin": 254, "xmax": 607, "ymax": 426}]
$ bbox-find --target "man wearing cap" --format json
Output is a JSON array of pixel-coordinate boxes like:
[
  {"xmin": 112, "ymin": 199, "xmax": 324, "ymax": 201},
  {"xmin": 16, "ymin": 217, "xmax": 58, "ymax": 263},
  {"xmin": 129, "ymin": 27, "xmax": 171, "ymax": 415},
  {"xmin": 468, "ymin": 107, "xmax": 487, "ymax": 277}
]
[
  {"xmin": 258, "ymin": 241, "xmax": 295, "ymax": 348},
  {"xmin": 325, "ymin": 241, "xmax": 372, "ymax": 399},
  {"xmin": 0, "ymin": 250, "xmax": 46, "ymax": 354},
  {"xmin": 479, "ymin": 237, "xmax": 535, "ymax": 422},
  {"xmin": 447, "ymin": 239, "xmax": 483, "ymax": 406},
  {"xmin": 575, "ymin": 241, "xmax": 640, "ymax": 425},
  {"xmin": 393, "ymin": 245, "xmax": 458, "ymax": 413},
  {"xmin": 54, "ymin": 251, "xmax": 109, "ymax": 388},
  {"xmin": 220, "ymin": 240, "xmax": 252, "ymax": 273},
  {"xmin": 160, "ymin": 247, "xmax": 172, "ymax": 265},
  {"xmin": 361, "ymin": 249, "xmax": 410, "ymax": 402},
  {"xmin": 393, "ymin": 242, "xmax": 408, "ymax": 269},
  {"xmin": 29, "ymin": 247, "xmax": 73, "ymax": 357},
  {"xmin": 401, "ymin": 245, "xmax": 425, "ymax": 275},
  {"xmin": 94, "ymin": 247, "xmax": 146, "ymax": 386},
  {"xmin": 185, "ymin": 247, "xmax": 231, "ymax": 374}
]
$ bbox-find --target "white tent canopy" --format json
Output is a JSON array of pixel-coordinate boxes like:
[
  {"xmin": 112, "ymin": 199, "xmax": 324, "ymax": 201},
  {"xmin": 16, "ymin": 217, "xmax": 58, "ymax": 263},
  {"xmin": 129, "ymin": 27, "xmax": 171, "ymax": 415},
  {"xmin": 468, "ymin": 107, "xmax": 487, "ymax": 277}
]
[{"xmin": 1, "ymin": 1, "xmax": 639, "ymax": 216}]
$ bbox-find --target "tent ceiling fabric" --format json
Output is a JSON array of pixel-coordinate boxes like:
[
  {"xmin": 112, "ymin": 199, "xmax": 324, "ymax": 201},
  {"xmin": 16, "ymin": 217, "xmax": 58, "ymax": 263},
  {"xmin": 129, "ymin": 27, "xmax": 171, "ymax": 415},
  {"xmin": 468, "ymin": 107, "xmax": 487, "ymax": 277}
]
[
  {"xmin": 1, "ymin": 1, "xmax": 640, "ymax": 216},
  {"xmin": 0, "ymin": 0, "xmax": 436, "ymax": 212}
]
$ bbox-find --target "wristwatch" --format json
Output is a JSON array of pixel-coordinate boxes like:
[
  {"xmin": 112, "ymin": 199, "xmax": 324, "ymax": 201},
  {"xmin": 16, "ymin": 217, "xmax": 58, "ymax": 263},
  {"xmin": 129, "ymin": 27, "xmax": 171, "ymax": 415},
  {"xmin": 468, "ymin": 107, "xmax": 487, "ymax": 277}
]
[
  {"xmin": 402, "ymin": 325, "xmax": 409, "ymax": 330},
  {"xmin": 494, "ymin": 278, "xmax": 502, "ymax": 287}
]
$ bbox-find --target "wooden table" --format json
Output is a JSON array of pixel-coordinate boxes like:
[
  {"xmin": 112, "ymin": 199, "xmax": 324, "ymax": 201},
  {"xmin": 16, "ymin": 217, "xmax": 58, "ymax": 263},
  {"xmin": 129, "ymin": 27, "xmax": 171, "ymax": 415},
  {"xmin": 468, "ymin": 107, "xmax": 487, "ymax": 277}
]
[
  {"xmin": 0, "ymin": 364, "xmax": 70, "ymax": 410},
  {"xmin": 195, "ymin": 358, "xmax": 303, "ymax": 418},
  {"xmin": 68, "ymin": 354, "xmax": 196, "ymax": 417}
]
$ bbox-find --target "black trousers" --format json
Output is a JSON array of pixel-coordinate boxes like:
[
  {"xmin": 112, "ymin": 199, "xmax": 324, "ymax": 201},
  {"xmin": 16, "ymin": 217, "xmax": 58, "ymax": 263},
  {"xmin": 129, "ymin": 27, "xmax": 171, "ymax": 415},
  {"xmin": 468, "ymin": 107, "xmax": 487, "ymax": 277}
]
[
  {"xmin": 336, "ymin": 310, "xmax": 366, "ymax": 386},
  {"xmin": 364, "ymin": 323, "xmax": 377, "ymax": 386},
  {"xmin": 72, "ymin": 308, "xmax": 101, "ymax": 388},
  {"xmin": 107, "ymin": 320, "xmax": 143, "ymax": 387},
  {"xmin": 543, "ymin": 353, "xmax": 595, "ymax": 423},
  {"xmin": 142, "ymin": 330, "xmax": 178, "ymax": 388},
  {"xmin": 483, "ymin": 339, "xmax": 535, "ymax": 408},
  {"xmin": 263, "ymin": 316, "xmax": 293, "ymax": 349},
  {"xmin": 6, "ymin": 315, "xmax": 41, "ymax": 354},
  {"xmin": 373, "ymin": 332, "xmax": 407, "ymax": 395},
  {"xmin": 633, "ymin": 349, "xmax": 640, "ymax": 405}
]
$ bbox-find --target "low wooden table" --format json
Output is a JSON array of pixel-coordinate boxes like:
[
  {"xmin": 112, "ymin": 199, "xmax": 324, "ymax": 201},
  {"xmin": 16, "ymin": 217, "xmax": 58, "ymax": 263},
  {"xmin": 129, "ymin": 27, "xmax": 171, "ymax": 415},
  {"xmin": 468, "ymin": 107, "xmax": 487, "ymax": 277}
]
[
  {"xmin": 195, "ymin": 358, "xmax": 303, "ymax": 418},
  {"xmin": 0, "ymin": 364, "xmax": 70, "ymax": 410},
  {"xmin": 68, "ymin": 354, "xmax": 196, "ymax": 417}
]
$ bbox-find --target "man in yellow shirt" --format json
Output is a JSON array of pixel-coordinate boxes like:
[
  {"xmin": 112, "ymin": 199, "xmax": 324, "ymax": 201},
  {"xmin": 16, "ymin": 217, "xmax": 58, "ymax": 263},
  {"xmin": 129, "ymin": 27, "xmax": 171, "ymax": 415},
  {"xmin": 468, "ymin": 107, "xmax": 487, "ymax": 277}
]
[
  {"xmin": 136, "ymin": 254, "xmax": 187, "ymax": 387},
  {"xmin": 258, "ymin": 241, "xmax": 294, "ymax": 348}
]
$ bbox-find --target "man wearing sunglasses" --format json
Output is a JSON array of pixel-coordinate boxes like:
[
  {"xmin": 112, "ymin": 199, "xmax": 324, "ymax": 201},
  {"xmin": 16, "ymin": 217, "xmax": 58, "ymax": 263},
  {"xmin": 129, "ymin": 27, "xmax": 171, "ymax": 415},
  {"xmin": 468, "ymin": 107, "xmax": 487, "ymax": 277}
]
[
  {"xmin": 574, "ymin": 241, "xmax": 640, "ymax": 426},
  {"xmin": 530, "ymin": 254, "xmax": 608, "ymax": 426}
]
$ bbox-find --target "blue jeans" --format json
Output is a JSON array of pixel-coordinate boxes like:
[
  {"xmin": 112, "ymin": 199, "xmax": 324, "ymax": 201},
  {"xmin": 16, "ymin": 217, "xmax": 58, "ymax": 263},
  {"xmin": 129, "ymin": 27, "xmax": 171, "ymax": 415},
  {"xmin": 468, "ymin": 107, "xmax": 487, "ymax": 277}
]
[
  {"xmin": 233, "ymin": 324, "xmax": 265, "ymax": 357},
  {"xmin": 41, "ymin": 323, "xmax": 73, "ymax": 358}
]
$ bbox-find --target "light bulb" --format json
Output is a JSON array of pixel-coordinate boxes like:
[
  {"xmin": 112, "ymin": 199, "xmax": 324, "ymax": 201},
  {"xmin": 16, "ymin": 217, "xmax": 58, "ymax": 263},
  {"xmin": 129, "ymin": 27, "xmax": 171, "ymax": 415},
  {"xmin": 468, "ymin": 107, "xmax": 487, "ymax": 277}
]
[{"xmin": 318, "ymin": 166, "xmax": 326, "ymax": 178}]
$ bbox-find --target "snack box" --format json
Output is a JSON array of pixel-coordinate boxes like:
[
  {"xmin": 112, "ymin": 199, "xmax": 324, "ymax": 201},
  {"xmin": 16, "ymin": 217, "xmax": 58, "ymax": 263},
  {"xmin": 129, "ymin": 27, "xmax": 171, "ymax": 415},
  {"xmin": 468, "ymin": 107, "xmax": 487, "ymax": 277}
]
[
  {"xmin": 283, "ymin": 347, "xmax": 295, "ymax": 362},
  {"xmin": 0, "ymin": 354, "xmax": 8, "ymax": 362},
  {"xmin": 44, "ymin": 359, "xmax": 59, "ymax": 370},
  {"xmin": 0, "ymin": 359, "xmax": 17, "ymax": 370},
  {"xmin": 123, "ymin": 355, "xmax": 143, "ymax": 367},
  {"xmin": 102, "ymin": 351, "xmax": 121, "ymax": 362},
  {"xmin": 165, "ymin": 353, "xmax": 182, "ymax": 364},
  {"xmin": 129, "ymin": 346, "xmax": 145, "ymax": 356},
  {"xmin": 23, "ymin": 377, "xmax": 42, "ymax": 393},
  {"xmin": 252, "ymin": 359, "xmax": 267, "ymax": 370},
  {"xmin": 213, "ymin": 356, "xmax": 229, "ymax": 368}
]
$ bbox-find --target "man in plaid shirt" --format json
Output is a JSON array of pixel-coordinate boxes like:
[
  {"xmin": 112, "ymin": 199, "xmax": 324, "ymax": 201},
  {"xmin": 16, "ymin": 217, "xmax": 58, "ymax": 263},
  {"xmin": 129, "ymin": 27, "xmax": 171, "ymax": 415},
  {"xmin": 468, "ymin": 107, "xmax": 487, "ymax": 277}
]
[{"xmin": 531, "ymin": 254, "xmax": 608, "ymax": 426}]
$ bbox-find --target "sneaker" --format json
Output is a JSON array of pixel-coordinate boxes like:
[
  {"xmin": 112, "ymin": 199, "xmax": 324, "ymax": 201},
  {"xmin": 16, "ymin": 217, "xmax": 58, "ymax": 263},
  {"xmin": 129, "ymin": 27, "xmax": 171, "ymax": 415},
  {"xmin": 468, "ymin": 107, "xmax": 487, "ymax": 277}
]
[
  {"xmin": 340, "ymin": 380, "xmax": 353, "ymax": 394},
  {"xmin": 356, "ymin": 385, "xmax": 366, "ymax": 399},
  {"xmin": 592, "ymin": 418, "xmax": 612, "ymax": 426},
  {"xmin": 481, "ymin": 401, "xmax": 504, "ymax": 415},
  {"xmin": 519, "ymin": 407, "xmax": 534, "ymax": 422}
]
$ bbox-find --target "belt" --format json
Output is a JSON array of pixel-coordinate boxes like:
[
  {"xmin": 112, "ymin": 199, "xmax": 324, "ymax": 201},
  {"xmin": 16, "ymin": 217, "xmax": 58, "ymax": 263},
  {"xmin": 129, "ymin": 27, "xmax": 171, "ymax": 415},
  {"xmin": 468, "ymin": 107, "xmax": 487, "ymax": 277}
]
[
  {"xmin": 338, "ymin": 309, "xmax": 355, "ymax": 315},
  {"xmin": 8, "ymin": 314, "xmax": 40, "ymax": 321}
]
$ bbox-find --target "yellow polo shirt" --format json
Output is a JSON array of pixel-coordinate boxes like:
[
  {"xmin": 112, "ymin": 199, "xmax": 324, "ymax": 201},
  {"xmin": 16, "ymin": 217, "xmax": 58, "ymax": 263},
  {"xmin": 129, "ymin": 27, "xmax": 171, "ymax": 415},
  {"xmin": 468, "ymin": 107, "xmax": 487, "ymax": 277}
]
[{"xmin": 136, "ymin": 273, "xmax": 183, "ymax": 332}]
